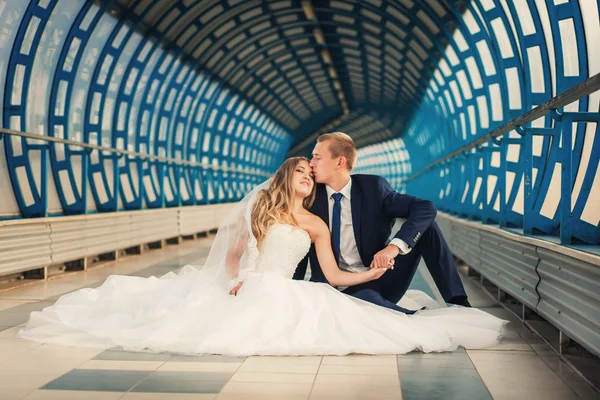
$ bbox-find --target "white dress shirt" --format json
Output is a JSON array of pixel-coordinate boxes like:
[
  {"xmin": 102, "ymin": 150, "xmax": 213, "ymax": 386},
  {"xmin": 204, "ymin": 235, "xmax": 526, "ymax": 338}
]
[{"xmin": 325, "ymin": 179, "xmax": 411, "ymax": 289}]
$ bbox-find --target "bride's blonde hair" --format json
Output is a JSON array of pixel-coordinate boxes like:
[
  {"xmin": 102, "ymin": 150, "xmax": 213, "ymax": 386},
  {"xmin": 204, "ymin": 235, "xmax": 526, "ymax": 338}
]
[{"xmin": 251, "ymin": 157, "xmax": 316, "ymax": 247}]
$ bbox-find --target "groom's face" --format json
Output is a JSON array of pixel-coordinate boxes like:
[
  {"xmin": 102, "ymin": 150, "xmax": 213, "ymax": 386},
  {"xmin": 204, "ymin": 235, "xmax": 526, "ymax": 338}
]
[{"xmin": 310, "ymin": 141, "xmax": 337, "ymax": 184}]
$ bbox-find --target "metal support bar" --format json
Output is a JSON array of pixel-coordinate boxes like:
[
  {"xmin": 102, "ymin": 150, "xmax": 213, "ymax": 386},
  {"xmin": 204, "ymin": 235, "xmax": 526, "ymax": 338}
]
[{"xmin": 0, "ymin": 127, "xmax": 271, "ymax": 178}]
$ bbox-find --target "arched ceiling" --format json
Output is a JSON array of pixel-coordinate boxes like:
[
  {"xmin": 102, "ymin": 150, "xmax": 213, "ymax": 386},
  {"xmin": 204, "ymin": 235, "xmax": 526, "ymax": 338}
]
[{"xmin": 108, "ymin": 0, "xmax": 460, "ymax": 148}]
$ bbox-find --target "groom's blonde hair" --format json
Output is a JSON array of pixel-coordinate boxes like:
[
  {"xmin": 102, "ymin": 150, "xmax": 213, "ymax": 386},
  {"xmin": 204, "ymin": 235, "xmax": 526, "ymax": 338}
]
[{"xmin": 317, "ymin": 132, "xmax": 357, "ymax": 170}]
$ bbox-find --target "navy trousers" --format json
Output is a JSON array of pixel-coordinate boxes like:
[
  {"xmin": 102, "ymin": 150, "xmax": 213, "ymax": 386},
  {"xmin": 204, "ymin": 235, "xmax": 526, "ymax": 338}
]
[{"xmin": 342, "ymin": 221, "xmax": 467, "ymax": 313}]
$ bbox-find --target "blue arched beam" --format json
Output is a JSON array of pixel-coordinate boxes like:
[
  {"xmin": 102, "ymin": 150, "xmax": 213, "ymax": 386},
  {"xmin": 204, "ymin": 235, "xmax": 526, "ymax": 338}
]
[
  {"xmin": 2, "ymin": 0, "xmax": 57, "ymax": 218},
  {"xmin": 48, "ymin": 1, "xmax": 107, "ymax": 215}
]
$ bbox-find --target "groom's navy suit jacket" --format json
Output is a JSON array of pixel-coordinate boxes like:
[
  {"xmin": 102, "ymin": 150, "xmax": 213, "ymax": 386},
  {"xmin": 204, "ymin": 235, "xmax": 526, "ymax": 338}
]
[{"xmin": 293, "ymin": 174, "xmax": 438, "ymax": 284}]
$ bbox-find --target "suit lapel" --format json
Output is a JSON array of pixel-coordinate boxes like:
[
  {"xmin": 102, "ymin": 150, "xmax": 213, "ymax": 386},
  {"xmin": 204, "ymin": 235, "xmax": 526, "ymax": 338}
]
[
  {"xmin": 350, "ymin": 177, "xmax": 362, "ymax": 256},
  {"xmin": 315, "ymin": 184, "xmax": 329, "ymax": 227}
]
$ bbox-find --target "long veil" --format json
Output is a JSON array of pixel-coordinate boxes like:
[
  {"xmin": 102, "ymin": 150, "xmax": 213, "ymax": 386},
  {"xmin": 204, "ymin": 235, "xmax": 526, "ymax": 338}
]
[{"xmin": 182, "ymin": 179, "xmax": 272, "ymax": 290}]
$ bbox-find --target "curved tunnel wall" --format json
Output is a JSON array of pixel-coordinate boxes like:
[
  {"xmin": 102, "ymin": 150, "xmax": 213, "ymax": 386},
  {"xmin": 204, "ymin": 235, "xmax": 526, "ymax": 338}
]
[
  {"xmin": 0, "ymin": 0, "xmax": 293, "ymax": 218},
  {"xmin": 384, "ymin": 0, "xmax": 599, "ymax": 246},
  {"xmin": 0, "ymin": 0, "xmax": 598, "ymax": 245}
]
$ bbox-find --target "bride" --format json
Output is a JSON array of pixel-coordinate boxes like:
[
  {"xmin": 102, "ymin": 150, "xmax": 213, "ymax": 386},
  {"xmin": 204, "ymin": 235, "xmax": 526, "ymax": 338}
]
[{"xmin": 19, "ymin": 157, "xmax": 507, "ymax": 356}]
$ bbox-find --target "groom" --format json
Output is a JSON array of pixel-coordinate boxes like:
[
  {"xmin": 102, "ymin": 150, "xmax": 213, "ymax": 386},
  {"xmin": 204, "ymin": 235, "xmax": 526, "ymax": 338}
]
[{"xmin": 293, "ymin": 132, "xmax": 470, "ymax": 312}]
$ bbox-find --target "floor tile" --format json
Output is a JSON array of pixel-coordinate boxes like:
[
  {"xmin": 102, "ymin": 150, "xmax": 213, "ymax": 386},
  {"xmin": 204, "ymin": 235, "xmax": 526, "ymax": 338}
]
[
  {"xmin": 0, "ymin": 347, "xmax": 104, "ymax": 399},
  {"xmin": 245, "ymin": 356, "xmax": 322, "ymax": 364},
  {"xmin": 25, "ymin": 343, "xmax": 103, "ymax": 360},
  {"xmin": 408, "ymin": 261, "xmax": 437, "ymax": 299},
  {"xmin": 0, "ymin": 325, "xmax": 24, "ymax": 338},
  {"xmin": 486, "ymin": 388, "xmax": 581, "ymax": 400},
  {"xmin": 467, "ymin": 350, "xmax": 546, "ymax": 364},
  {"xmin": 318, "ymin": 365, "xmax": 399, "ymax": 375},
  {"xmin": 169, "ymin": 354, "xmax": 246, "ymax": 363},
  {"xmin": 562, "ymin": 376, "xmax": 600, "ymax": 400},
  {"xmin": 399, "ymin": 371, "xmax": 492, "ymax": 400},
  {"xmin": 322, "ymin": 355, "xmax": 397, "ymax": 366},
  {"xmin": 487, "ymin": 340, "xmax": 533, "ymax": 351},
  {"xmin": 0, "ymin": 300, "xmax": 36, "ymax": 312},
  {"xmin": 397, "ymin": 355, "xmax": 475, "ymax": 371},
  {"xmin": 309, "ymin": 397, "xmax": 393, "ymax": 400},
  {"xmin": 400, "ymin": 350, "xmax": 468, "ymax": 359},
  {"xmin": 530, "ymin": 343, "xmax": 554, "ymax": 351},
  {"xmin": 22, "ymin": 390, "xmax": 124, "ymax": 399},
  {"xmin": 539, "ymin": 355, "xmax": 576, "ymax": 375},
  {"xmin": 399, "ymin": 367, "xmax": 482, "ymax": 380},
  {"xmin": 230, "ymin": 372, "xmax": 315, "ymax": 383},
  {"xmin": 535, "ymin": 350, "xmax": 559, "ymax": 357},
  {"xmin": 0, "ymin": 301, "xmax": 54, "ymax": 325},
  {"xmin": 132, "ymin": 375, "xmax": 226, "ymax": 394},
  {"xmin": 158, "ymin": 361, "xmax": 241, "ymax": 373},
  {"xmin": 217, "ymin": 395, "xmax": 307, "ymax": 400},
  {"xmin": 477, "ymin": 306, "xmax": 520, "ymax": 323},
  {"xmin": 314, "ymin": 373, "xmax": 399, "ymax": 386},
  {"xmin": 42, "ymin": 369, "xmax": 149, "ymax": 392},
  {"xmin": 237, "ymin": 357, "xmax": 321, "ymax": 374},
  {"xmin": 522, "ymin": 336, "xmax": 548, "ymax": 346},
  {"xmin": 78, "ymin": 360, "xmax": 165, "ymax": 371},
  {"xmin": 310, "ymin": 382, "xmax": 402, "ymax": 399},
  {"xmin": 0, "ymin": 339, "xmax": 43, "ymax": 354},
  {"xmin": 472, "ymin": 359, "xmax": 576, "ymax": 395},
  {"xmin": 122, "ymin": 394, "xmax": 216, "ymax": 400},
  {"xmin": 155, "ymin": 370, "xmax": 233, "ymax": 380},
  {"xmin": 219, "ymin": 381, "xmax": 313, "ymax": 396},
  {"xmin": 93, "ymin": 350, "xmax": 173, "ymax": 361}
]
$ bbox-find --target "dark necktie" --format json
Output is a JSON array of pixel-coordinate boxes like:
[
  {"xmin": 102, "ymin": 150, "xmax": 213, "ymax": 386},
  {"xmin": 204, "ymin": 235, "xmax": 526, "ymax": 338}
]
[{"xmin": 331, "ymin": 192, "xmax": 343, "ymax": 265}]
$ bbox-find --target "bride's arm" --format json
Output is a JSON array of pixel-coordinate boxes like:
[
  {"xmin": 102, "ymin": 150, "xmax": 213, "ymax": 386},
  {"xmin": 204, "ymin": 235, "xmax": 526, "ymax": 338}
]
[
  {"xmin": 225, "ymin": 224, "xmax": 248, "ymax": 294},
  {"xmin": 312, "ymin": 218, "xmax": 386, "ymax": 286},
  {"xmin": 225, "ymin": 230, "xmax": 246, "ymax": 278}
]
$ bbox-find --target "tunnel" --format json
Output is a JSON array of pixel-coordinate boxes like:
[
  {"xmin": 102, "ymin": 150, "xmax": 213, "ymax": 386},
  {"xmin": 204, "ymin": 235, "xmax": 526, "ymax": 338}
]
[{"xmin": 0, "ymin": 0, "xmax": 599, "ymax": 398}]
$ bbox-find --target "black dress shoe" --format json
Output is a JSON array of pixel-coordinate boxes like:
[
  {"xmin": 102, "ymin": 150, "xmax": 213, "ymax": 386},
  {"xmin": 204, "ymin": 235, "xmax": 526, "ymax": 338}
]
[{"xmin": 447, "ymin": 296, "xmax": 472, "ymax": 307}]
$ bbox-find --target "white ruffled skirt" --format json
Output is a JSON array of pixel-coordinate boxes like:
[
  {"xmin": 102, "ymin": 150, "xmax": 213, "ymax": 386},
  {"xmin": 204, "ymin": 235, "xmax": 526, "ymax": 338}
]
[{"xmin": 19, "ymin": 266, "xmax": 507, "ymax": 356}]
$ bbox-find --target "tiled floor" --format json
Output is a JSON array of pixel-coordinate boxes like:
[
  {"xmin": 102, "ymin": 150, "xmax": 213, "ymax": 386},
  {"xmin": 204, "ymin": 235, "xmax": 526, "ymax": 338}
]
[{"xmin": 0, "ymin": 236, "xmax": 597, "ymax": 400}]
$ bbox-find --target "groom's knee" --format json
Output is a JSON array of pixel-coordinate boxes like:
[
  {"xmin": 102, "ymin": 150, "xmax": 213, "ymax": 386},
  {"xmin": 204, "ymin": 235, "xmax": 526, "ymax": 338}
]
[{"xmin": 417, "ymin": 221, "xmax": 448, "ymax": 248}]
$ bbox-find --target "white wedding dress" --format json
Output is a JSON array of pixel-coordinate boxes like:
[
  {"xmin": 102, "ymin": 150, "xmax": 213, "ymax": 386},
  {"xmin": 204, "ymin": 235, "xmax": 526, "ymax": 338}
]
[{"xmin": 19, "ymin": 223, "xmax": 507, "ymax": 356}]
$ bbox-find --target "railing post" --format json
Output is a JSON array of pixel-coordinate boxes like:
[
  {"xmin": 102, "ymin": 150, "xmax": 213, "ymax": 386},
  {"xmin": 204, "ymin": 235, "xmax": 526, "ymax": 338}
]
[
  {"xmin": 496, "ymin": 138, "xmax": 508, "ymax": 228},
  {"xmin": 556, "ymin": 110, "xmax": 599, "ymax": 245},
  {"xmin": 480, "ymin": 142, "xmax": 501, "ymax": 225},
  {"xmin": 456, "ymin": 154, "xmax": 468, "ymax": 218},
  {"xmin": 497, "ymin": 136, "xmax": 525, "ymax": 229},
  {"xmin": 468, "ymin": 152, "xmax": 477, "ymax": 220},
  {"xmin": 515, "ymin": 126, "xmax": 531, "ymax": 234},
  {"xmin": 517, "ymin": 124, "xmax": 559, "ymax": 235}
]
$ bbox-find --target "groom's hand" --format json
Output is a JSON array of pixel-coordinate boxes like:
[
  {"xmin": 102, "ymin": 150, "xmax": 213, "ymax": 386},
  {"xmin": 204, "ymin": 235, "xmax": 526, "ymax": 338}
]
[{"xmin": 370, "ymin": 244, "xmax": 400, "ymax": 270}]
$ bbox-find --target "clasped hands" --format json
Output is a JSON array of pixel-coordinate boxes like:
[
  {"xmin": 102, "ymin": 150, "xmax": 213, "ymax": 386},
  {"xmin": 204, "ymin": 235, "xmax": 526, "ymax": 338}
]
[
  {"xmin": 230, "ymin": 244, "xmax": 402, "ymax": 294},
  {"xmin": 367, "ymin": 244, "xmax": 401, "ymax": 280},
  {"xmin": 370, "ymin": 243, "xmax": 401, "ymax": 270}
]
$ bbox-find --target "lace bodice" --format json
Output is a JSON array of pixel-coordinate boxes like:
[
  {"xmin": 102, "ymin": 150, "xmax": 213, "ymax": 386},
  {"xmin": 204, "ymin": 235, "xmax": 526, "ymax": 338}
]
[{"xmin": 254, "ymin": 223, "xmax": 312, "ymax": 278}]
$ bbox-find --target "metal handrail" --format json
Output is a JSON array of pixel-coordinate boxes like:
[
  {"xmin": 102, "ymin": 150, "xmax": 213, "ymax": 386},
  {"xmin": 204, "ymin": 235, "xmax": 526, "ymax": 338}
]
[
  {"xmin": 404, "ymin": 72, "xmax": 600, "ymax": 181},
  {"xmin": 3, "ymin": 72, "xmax": 598, "ymax": 181},
  {"xmin": 0, "ymin": 127, "xmax": 272, "ymax": 178}
]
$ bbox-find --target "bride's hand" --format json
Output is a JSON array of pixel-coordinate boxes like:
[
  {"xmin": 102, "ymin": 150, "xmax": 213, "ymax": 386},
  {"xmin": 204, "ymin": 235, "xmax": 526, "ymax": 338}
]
[
  {"xmin": 229, "ymin": 282, "xmax": 243, "ymax": 296},
  {"xmin": 368, "ymin": 267, "xmax": 387, "ymax": 281}
]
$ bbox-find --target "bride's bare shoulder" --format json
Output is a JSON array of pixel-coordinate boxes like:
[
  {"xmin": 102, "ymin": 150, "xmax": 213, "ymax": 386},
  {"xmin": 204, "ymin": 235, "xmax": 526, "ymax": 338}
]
[{"xmin": 296, "ymin": 213, "xmax": 327, "ymax": 240}]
